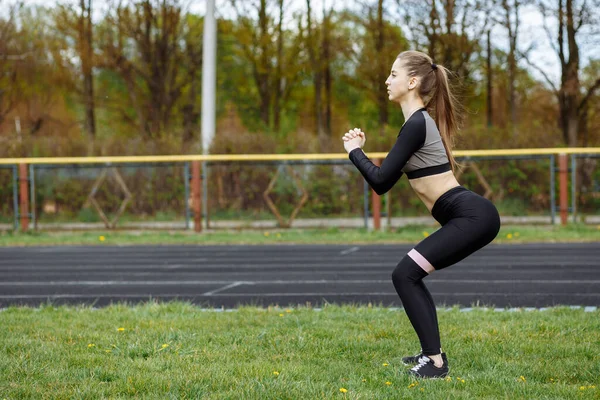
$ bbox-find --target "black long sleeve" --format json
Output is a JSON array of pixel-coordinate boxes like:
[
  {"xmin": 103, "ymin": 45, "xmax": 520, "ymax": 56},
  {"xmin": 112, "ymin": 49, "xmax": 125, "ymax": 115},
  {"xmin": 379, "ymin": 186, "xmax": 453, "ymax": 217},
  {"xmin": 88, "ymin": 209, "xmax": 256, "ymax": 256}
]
[{"xmin": 348, "ymin": 114, "xmax": 426, "ymax": 195}]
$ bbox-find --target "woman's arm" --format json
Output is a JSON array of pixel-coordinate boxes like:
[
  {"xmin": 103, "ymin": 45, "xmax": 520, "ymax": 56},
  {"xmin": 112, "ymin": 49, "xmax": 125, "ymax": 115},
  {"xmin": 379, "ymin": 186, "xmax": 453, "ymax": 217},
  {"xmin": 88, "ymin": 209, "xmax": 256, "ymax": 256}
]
[{"xmin": 348, "ymin": 117, "xmax": 426, "ymax": 195}]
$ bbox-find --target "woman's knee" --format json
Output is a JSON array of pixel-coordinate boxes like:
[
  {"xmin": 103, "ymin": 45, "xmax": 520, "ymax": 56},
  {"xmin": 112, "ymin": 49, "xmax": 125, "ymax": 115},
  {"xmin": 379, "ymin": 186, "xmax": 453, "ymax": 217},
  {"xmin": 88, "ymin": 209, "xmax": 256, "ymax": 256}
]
[{"xmin": 392, "ymin": 255, "xmax": 428, "ymax": 288}]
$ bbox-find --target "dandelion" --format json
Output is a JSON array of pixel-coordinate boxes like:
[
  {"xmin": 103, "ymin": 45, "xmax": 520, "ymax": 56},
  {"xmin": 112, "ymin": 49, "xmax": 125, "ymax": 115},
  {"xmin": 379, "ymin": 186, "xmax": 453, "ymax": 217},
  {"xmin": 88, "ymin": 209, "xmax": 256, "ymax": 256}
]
[
  {"xmin": 589, "ymin": 385, "xmax": 596, "ymax": 389},
  {"xmin": 445, "ymin": 377, "xmax": 452, "ymax": 382},
  {"xmin": 460, "ymin": 379, "xmax": 465, "ymax": 383},
  {"xmin": 420, "ymin": 388, "xmax": 424, "ymax": 392},
  {"xmin": 117, "ymin": 327, "xmax": 125, "ymax": 332},
  {"xmin": 385, "ymin": 381, "xmax": 392, "ymax": 386},
  {"xmin": 99, "ymin": 236, "xmax": 105, "ymax": 242},
  {"xmin": 580, "ymin": 386, "xmax": 586, "ymax": 391},
  {"xmin": 519, "ymin": 376, "xmax": 526, "ymax": 383},
  {"xmin": 273, "ymin": 371, "xmax": 280, "ymax": 376},
  {"xmin": 382, "ymin": 363, "xmax": 389, "ymax": 366},
  {"xmin": 285, "ymin": 309, "xmax": 292, "ymax": 313},
  {"xmin": 506, "ymin": 233, "xmax": 513, "ymax": 239},
  {"xmin": 408, "ymin": 382, "xmax": 418, "ymax": 389},
  {"xmin": 279, "ymin": 313, "xmax": 284, "ymax": 317},
  {"xmin": 422, "ymin": 231, "xmax": 429, "ymax": 238},
  {"xmin": 87, "ymin": 343, "xmax": 95, "ymax": 348},
  {"xmin": 339, "ymin": 388, "xmax": 348, "ymax": 393},
  {"xmin": 161, "ymin": 344, "xmax": 169, "ymax": 349},
  {"xmin": 105, "ymin": 350, "xmax": 111, "ymax": 353},
  {"xmin": 264, "ymin": 232, "xmax": 270, "ymax": 237}
]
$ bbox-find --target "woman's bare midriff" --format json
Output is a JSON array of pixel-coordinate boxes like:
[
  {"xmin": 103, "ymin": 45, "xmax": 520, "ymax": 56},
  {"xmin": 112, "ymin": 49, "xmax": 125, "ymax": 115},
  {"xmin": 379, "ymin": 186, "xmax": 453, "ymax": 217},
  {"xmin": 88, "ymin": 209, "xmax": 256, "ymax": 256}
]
[{"xmin": 408, "ymin": 170, "xmax": 461, "ymax": 212}]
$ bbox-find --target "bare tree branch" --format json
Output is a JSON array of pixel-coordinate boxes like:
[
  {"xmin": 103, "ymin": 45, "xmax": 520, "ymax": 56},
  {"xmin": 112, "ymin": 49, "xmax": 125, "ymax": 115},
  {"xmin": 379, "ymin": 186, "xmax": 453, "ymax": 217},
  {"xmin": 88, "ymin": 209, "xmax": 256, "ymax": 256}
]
[
  {"xmin": 518, "ymin": 49, "xmax": 559, "ymax": 92},
  {"xmin": 579, "ymin": 77, "xmax": 600, "ymax": 113}
]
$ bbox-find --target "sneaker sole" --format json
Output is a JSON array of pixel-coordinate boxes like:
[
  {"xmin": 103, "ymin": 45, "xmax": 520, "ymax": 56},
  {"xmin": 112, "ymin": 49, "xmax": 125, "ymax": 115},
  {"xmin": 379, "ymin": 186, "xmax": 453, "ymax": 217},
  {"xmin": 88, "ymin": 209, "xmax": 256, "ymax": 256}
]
[{"xmin": 407, "ymin": 368, "xmax": 450, "ymax": 379}]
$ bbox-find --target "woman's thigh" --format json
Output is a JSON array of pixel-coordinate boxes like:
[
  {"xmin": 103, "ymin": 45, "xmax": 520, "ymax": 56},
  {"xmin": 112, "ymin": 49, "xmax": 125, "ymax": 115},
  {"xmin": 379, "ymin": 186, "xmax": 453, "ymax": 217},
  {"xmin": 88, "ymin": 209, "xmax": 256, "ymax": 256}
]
[{"xmin": 414, "ymin": 215, "xmax": 499, "ymax": 271}]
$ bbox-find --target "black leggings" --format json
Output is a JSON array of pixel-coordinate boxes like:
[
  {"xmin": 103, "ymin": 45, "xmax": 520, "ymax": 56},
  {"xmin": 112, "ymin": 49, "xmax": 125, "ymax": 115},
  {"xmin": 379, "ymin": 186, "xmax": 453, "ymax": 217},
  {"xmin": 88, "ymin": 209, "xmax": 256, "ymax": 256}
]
[{"xmin": 391, "ymin": 186, "xmax": 500, "ymax": 356}]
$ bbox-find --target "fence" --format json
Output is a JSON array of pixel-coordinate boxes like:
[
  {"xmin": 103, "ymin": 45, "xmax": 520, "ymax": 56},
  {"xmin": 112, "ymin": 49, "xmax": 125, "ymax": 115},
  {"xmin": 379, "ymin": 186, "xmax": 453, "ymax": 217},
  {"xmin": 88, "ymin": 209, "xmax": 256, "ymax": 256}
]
[{"xmin": 1, "ymin": 148, "xmax": 599, "ymax": 231}]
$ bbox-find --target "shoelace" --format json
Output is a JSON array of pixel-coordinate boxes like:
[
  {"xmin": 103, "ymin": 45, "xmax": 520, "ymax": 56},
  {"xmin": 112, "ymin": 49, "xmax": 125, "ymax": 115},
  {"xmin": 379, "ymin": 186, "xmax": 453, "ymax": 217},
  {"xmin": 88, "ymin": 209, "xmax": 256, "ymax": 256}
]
[{"xmin": 411, "ymin": 356, "xmax": 430, "ymax": 372}]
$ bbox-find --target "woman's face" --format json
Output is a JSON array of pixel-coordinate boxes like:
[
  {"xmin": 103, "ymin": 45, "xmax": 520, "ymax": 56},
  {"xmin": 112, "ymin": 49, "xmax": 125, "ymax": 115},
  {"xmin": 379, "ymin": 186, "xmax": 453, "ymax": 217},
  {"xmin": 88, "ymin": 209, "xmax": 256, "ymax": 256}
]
[{"xmin": 385, "ymin": 58, "xmax": 417, "ymax": 103}]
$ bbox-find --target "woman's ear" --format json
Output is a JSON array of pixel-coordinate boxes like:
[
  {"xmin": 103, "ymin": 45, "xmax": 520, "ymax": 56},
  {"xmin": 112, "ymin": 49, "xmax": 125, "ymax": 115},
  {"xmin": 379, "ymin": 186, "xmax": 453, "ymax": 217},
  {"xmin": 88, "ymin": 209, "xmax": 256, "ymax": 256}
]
[{"xmin": 408, "ymin": 76, "xmax": 419, "ymax": 90}]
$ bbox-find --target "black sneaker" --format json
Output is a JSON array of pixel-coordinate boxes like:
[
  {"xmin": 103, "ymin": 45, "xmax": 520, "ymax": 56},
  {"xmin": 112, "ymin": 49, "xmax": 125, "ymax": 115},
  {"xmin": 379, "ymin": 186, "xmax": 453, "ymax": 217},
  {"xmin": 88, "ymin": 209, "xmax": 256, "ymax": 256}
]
[
  {"xmin": 401, "ymin": 351, "xmax": 423, "ymax": 365},
  {"xmin": 407, "ymin": 355, "xmax": 449, "ymax": 379},
  {"xmin": 402, "ymin": 351, "xmax": 448, "ymax": 366}
]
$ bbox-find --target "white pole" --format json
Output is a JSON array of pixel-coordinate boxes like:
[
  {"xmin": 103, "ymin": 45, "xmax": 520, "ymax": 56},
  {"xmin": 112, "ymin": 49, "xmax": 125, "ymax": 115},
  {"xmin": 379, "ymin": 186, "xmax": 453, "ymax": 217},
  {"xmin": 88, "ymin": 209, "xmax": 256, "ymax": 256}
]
[
  {"xmin": 202, "ymin": 0, "xmax": 216, "ymax": 154},
  {"xmin": 201, "ymin": 0, "xmax": 216, "ymax": 230}
]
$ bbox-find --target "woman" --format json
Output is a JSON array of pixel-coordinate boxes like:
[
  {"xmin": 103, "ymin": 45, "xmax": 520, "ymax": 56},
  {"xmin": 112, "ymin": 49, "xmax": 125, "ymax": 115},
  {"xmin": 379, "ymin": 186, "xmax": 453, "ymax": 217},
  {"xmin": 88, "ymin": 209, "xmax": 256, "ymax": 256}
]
[{"xmin": 342, "ymin": 50, "xmax": 500, "ymax": 379}]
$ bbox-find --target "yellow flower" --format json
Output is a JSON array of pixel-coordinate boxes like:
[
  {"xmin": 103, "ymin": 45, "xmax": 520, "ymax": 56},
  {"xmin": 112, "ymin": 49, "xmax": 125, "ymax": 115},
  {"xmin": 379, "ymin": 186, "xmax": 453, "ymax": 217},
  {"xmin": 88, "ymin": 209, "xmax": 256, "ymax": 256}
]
[
  {"xmin": 420, "ymin": 388, "xmax": 424, "ymax": 392},
  {"xmin": 422, "ymin": 231, "xmax": 429, "ymax": 238},
  {"xmin": 506, "ymin": 233, "xmax": 513, "ymax": 239},
  {"xmin": 445, "ymin": 377, "xmax": 451, "ymax": 382},
  {"xmin": 117, "ymin": 327, "xmax": 125, "ymax": 332},
  {"xmin": 519, "ymin": 376, "xmax": 526, "ymax": 382},
  {"xmin": 382, "ymin": 363, "xmax": 389, "ymax": 366},
  {"xmin": 589, "ymin": 385, "xmax": 596, "ymax": 389},
  {"xmin": 385, "ymin": 381, "xmax": 392, "ymax": 386},
  {"xmin": 580, "ymin": 386, "xmax": 586, "ymax": 391},
  {"xmin": 460, "ymin": 379, "xmax": 465, "ymax": 383},
  {"xmin": 264, "ymin": 232, "xmax": 270, "ymax": 237},
  {"xmin": 279, "ymin": 313, "xmax": 284, "ymax": 317},
  {"xmin": 339, "ymin": 388, "xmax": 348, "ymax": 393},
  {"xmin": 87, "ymin": 343, "xmax": 95, "ymax": 348},
  {"xmin": 273, "ymin": 371, "xmax": 280, "ymax": 376},
  {"xmin": 276, "ymin": 233, "xmax": 281, "ymax": 238},
  {"xmin": 285, "ymin": 309, "xmax": 292, "ymax": 313},
  {"xmin": 105, "ymin": 350, "xmax": 111, "ymax": 353},
  {"xmin": 408, "ymin": 382, "xmax": 418, "ymax": 388},
  {"xmin": 161, "ymin": 344, "xmax": 169, "ymax": 349},
  {"xmin": 99, "ymin": 236, "xmax": 105, "ymax": 242},
  {"xmin": 362, "ymin": 379, "xmax": 366, "ymax": 382}
]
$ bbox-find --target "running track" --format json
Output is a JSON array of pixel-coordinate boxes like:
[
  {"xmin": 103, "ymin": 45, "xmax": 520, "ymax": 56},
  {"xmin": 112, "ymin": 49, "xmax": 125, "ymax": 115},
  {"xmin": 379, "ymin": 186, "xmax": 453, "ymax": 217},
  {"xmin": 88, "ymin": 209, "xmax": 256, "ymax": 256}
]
[{"xmin": 0, "ymin": 243, "xmax": 599, "ymax": 308}]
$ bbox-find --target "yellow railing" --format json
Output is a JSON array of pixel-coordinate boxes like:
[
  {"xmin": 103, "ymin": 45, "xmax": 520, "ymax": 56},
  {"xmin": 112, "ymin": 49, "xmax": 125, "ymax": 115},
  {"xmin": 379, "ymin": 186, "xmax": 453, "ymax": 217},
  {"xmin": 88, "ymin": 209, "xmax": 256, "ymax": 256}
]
[{"xmin": 1, "ymin": 147, "xmax": 600, "ymax": 165}]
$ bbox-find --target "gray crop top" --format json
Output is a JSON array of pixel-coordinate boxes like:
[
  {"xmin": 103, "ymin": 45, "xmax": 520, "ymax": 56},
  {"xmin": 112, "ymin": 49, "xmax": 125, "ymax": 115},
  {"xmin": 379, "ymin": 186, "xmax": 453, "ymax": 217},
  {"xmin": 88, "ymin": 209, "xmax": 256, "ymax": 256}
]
[{"xmin": 348, "ymin": 108, "xmax": 451, "ymax": 195}]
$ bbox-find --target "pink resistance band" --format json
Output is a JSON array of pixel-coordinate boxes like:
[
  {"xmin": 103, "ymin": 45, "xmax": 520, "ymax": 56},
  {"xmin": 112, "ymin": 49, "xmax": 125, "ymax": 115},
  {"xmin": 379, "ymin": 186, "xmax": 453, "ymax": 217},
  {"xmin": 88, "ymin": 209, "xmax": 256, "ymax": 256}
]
[{"xmin": 408, "ymin": 249, "xmax": 435, "ymax": 273}]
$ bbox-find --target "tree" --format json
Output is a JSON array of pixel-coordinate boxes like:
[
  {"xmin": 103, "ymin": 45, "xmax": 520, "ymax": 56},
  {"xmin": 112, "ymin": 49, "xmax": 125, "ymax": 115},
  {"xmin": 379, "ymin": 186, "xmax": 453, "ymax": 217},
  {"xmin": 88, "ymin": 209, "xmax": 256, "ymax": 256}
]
[
  {"xmin": 55, "ymin": 0, "xmax": 97, "ymax": 149},
  {"xmin": 344, "ymin": 0, "xmax": 407, "ymax": 139},
  {"xmin": 0, "ymin": 2, "xmax": 24, "ymax": 128},
  {"xmin": 398, "ymin": 0, "xmax": 490, "ymax": 82},
  {"xmin": 97, "ymin": 0, "xmax": 203, "ymax": 139},
  {"xmin": 230, "ymin": 0, "xmax": 302, "ymax": 133},
  {"xmin": 501, "ymin": 0, "xmax": 522, "ymax": 136},
  {"xmin": 525, "ymin": 0, "xmax": 600, "ymax": 146}
]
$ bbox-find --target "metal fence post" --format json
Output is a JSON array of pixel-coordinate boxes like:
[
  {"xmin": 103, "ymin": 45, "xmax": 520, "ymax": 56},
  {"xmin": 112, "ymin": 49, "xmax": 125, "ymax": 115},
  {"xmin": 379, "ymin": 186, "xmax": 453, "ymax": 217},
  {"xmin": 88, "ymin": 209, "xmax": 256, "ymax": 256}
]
[
  {"xmin": 18, "ymin": 163, "xmax": 29, "ymax": 231},
  {"xmin": 12, "ymin": 165, "xmax": 19, "ymax": 230},
  {"xmin": 558, "ymin": 153, "xmax": 568, "ymax": 225},
  {"xmin": 571, "ymin": 155, "xmax": 577, "ymax": 223},
  {"xmin": 202, "ymin": 161, "xmax": 209, "ymax": 230},
  {"xmin": 192, "ymin": 161, "xmax": 202, "ymax": 232},
  {"xmin": 29, "ymin": 164, "xmax": 36, "ymax": 229},
  {"xmin": 549, "ymin": 154, "xmax": 555, "ymax": 225},
  {"xmin": 363, "ymin": 179, "xmax": 369, "ymax": 230},
  {"xmin": 184, "ymin": 162, "xmax": 191, "ymax": 229}
]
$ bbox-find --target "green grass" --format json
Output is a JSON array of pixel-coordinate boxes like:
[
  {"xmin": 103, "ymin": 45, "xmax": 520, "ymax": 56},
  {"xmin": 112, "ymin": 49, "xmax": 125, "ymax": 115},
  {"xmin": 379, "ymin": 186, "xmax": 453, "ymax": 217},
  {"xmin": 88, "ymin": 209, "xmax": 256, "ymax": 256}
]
[
  {"xmin": 0, "ymin": 303, "xmax": 598, "ymax": 399},
  {"xmin": 0, "ymin": 224, "xmax": 599, "ymax": 247}
]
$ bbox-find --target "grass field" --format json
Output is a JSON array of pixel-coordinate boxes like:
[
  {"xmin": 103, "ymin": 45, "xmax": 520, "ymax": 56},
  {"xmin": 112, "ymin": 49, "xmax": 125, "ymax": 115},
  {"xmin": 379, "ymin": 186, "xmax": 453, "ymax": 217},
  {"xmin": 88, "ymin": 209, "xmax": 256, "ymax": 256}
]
[
  {"xmin": 0, "ymin": 303, "xmax": 598, "ymax": 399},
  {"xmin": 1, "ymin": 224, "xmax": 599, "ymax": 247}
]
